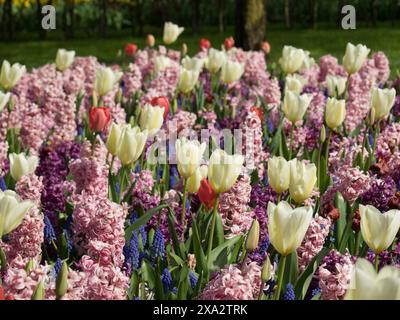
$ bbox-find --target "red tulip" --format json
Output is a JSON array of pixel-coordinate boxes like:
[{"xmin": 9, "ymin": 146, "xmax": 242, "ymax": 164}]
[
  {"xmin": 261, "ymin": 41, "xmax": 271, "ymax": 55},
  {"xmin": 151, "ymin": 96, "xmax": 170, "ymax": 118},
  {"xmin": 224, "ymin": 37, "xmax": 235, "ymax": 50},
  {"xmin": 146, "ymin": 34, "xmax": 155, "ymax": 47},
  {"xmin": 197, "ymin": 179, "xmax": 217, "ymax": 209},
  {"xmin": 251, "ymin": 106, "xmax": 264, "ymax": 122},
  {"xmin": 0, "ymin": 285, "xmax": 4, "ymax": 300},
  {"xmin": 124, "ymin": 43, "xmax": 138, "ymax": 57},
  {"xmin": 199, "ymin": 38, "xmax": 211, "ymax": 50},
  {"xmin": 89, "ymin": 106, "xmax": 111, "ymax": 132}
]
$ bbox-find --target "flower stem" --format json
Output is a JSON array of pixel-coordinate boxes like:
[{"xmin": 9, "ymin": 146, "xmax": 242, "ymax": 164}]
[
  {"xmin": 374, "ymin": 253, "xmax": 379, "ymax": 272},
  {"xmin": 288, "ymin": 125, "xmax": 294, "ymax": 159},
  {"xmin": 181, "ymin": 178, "xmax": 188, "ymax": 225},
  {"xmin": 274, "ymin": 255, "xmax": 287, "ymax": 300},
  {"xmin": 206, "ymin": 196, "xmax": 219, "ymax": 262}
]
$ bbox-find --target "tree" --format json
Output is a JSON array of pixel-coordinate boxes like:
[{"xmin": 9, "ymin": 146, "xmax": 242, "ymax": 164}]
[
  {"xmin": 63, "ymin": 0, "xmax": 75, "ymax": 39},
  {"xmin": 235, "ymin": 0, "xmax": 266, "ymax": 50},
  {"xmin": 1, "ymin": 0, "xmax": 13, "ymax": 40},
  {"xmin": 192, "ymin": 0, "xmax": 201, "ymax": 33},
  {"xmin": 284, "ymin": 0, "xmax": 291, "ymax": 28},
  {"xmin": 309, "ymin": 0, "xmax": 318, "ymax": 29},
  {"xmin": 99, "ymin": 0, "xmax": 107, "ymax": 38},
  {"xmin": 217, "ymin": 0, "xmax": 225, "ymax": 32}
]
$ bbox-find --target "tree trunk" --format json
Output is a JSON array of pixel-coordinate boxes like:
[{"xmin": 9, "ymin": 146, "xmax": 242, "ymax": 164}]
[
  {"xmin": 235, "ymin": 0, "xmax": 266, "ymax": 50},
  {"xmin": 37, "ymin": 0, "xmax": 47, "ymax": 39},
  {"xmin": 136, "ymin": 0, "xmax": 144, "ymax": 36},
  {"xmin": 370, "ymin": 0, "xmax": 378, "ymax": 26},
  {"xmin": 192, "ymin": 0, "xmax": 201, "ymax": 33},
  {"xmin": 309, "ymin": 0, "xmax": 318, "ymax": 29},
  {"xmin": 64, "ymin": 0, "xmax": 75, "ymax": 39}
]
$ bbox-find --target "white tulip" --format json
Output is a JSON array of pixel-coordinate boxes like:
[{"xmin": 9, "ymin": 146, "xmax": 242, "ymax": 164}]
[
  {"xmin": 139, "ymin": 104, "xmax": 164, "ymax": 136},
  {"xmin": 371, "ymin": 87, "xmax": 396, "ymax": 120},
  {"xmin": 289, "ymin": 159, "xmax": 317, "ymax": 204},
  {"xmin": 220, "ymin": 60, "xmax": 244, "ymax": 84},
  {"xmin": 267, "ymin": 201, "xmax": 313, "ymax": 256},
  {"xmin": 208, "ymin": 149, "xmax": 244, "ymax": 194},
  {"xmin": 9, "ymin": 153, "xmax": 39, "ymax": 181},
  {"xmin": 359, "ymin": 205, "xmax": 400, "ymax": 254},
  {"xmin": 175, "ymin": 138, "xmax": 207, "ymax": 179},
  {"xmin": 285, "ymin": 74, "xmax": 307, "ymax": 94},
  {"xmin": 279, "ymin": 46, "xmax": 306, "ymax": 74},
  {"xmin": 326, "ymin": 75, "xmax": 347, "ymax": 97},
  {"xmin": 325, "ymin": 97, "xmax": 346, "ymax": 130},
  {"xmin": 0, "ymin": 90, "xmax": 11, "ymax": 112},
  {"xmin": 343, "ymin": 43, "xmax": 370, "ymax": 74},
  {"xmin": 116, "ymin": 126, "xmax": 148, "ymax": 165},
  {"xmin": 0, "ymin": 190, "xmax": 34, "ymax": 237},
  {"xmin": 345, "ymin": 259, "xmax": 400, "ymax": 300},
  {"xmin": 187, "ymin": 165, "xmax": 208, "ymax": 193},
  {"xmin": 95, "ymin": 66, "xmax": 123, "ymax": 97},
  {"xmin": 154, "ymin": 56, "xmax": 172, "ymax": 73},
  {"xmin": 283, "ymin": 90, "xmax": 313, "ymax": 123},
  {"xmin": 268, "ymin": 156, "xmax": 290, "ymax": 194},
  {"xmin": 163, "ymin": 22, "xmax": 184, "ymax": 45},
  {"xmin": 178, "ymin": 68, "xmax": 199, "ymax": 93},
  {"xmin": 106, "ymin": 122, "xmax": 125, "ymax": 156},
  {"xmin": 205, "ymin": 48, "xmax": 226, "ymax": 73},
  {"xmin": 0, "ymin": 60, "xmax": 26, "ymax": 91},
  {"xmin": 55, "ymin": 49, "xmax": 75, "ymax": 72},
  {"xmin": 182, "ymin": 56, "xmax": 205, "ymax": 73}
]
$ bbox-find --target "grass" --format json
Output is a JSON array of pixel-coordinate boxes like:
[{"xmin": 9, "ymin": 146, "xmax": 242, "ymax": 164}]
[{"xmin": 2, "ymin": 25, "xmax": 400, "ymax": 75}]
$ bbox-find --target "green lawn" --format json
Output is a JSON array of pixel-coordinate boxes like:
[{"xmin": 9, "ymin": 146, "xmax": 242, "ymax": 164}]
[{"xmin": 2, "ymin": 25, "xmax": 400, "ymax": 75}]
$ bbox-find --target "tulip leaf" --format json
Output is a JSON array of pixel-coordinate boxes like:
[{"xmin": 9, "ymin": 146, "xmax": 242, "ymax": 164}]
[
  {"xmin": 334, "ymin": 192, "xmax": 347, "ymax": 248},
  {"xmin": 214, "ymin": 212, "xmax": 225, "ymax": 248},
  {"xmin": 167, "ymin": 208, "xmax": 185, "ymax": 258},
  {"xmin": 191, "ymin": 215, "xmax": 208, "ymax": 279},
  {"xmin": 177, "ymin": 265, "xmax": 190, "ymax": 300},
  {"xmin": 280, "ymin": 128, "xmax": 290, "ymax": 160},
  {"xmin": 294, "ymin": 247, "xmax": 330, "ymax": 299},
  {"xmin": 207, "ymin": 235, "xmax": 243, "ymax": 273},
  {"xmin": 125, "ymin": 204, "xmax": 168, "ymax": 242}
]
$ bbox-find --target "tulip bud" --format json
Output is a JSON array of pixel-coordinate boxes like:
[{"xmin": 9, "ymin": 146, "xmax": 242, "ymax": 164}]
[
  {"xmin": 220, "ymin": 60, "xmax": 244, "ymax": 84},
  {"xmin": 0, "ymin": 247, "xmax": 6, "ymax": 272},
  {"xmin": 261, "ymin": 41, "xmax": 271, "ymax": 55},
  {"xmin": 261, "ymin": 255, "xmax": 272, "ymax": 282},
  {"xmin": 181, "ymin": 43, "xmax": 188, "ymax": 56},
  {"xmin": 56, "ymin": 261, "xmax": 69, "ymax": 300},
  {"xmin": 208, "ymin": 149, "xmax": 244, "ymax": 194},
  {"xmin": 163, "ymin": 22, "xmax": 184, "ymax": 45},
  {"xmin": 55, "ymin": 49, "xmax": 75, "ymax": 72},
  {"xmin": 124, "ymin": 43, "xmax": 138, "ymax": 57},
  {"xmin": 343, "ymin": 43, "xmax": 370, "ymax": 75},
  {"xmin": 0, "ymin": 60, "xmax": 26, "ymax": 91},
  {"xmin": 245, "ymin": 219, "xmax": 260, "ymax": 252},
  {"xmin": 146, "ymin": 34, "xmax": 155, "ymax": 47},
  {"xmin": 199, "ymin": 38, "xmax": 211, "ymax": 51},
  {"xmin": 89, "ymin": 106, "xmax": 111, "ymax": 133},
  {"xmin": 369, "ymin": 107, "xmax": 376, "ymax": 125},
  {"xmin": 320, "ymin": 124, "xmax": 326, "ymax": 143},
  {"xmin": 371, "ymin": 87, "xmax": 396, "ymax": 120},
  {"xmin": 325, "ymin": 98, "xmax": 346, "ymax": 130},
  {"xmin": 224, "ymin": 37, "xmax": 235, "ymax": 51},
  {"xmin": 151, "ymin": 96, "xmax": 169, "ymax": 118},
  {"xmin": 117, "ymin": 126, "xmax": 148, "ymax": 165},
  {"xmin": 31, "ymin": 281, "xmax": 45, "ymax": 300},
  {"xmin": 178, "ymin": 68, "xmax": 199, "ymax": 94},
  {"xmin": 9, "ymin": 153, "xmax": 39, "ymax": 181},
  {"xmin": 148, "ymin": 228, "xmax": 155, "ymax": 247},
  {"xmin": 279, "ymin": 46, "xmax": 306, "ymax": 74}
]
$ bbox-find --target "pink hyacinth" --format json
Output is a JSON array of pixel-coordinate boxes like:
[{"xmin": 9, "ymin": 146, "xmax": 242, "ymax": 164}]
[
  {"xmin": 219, "ymin": 173, "xmax": 254, "ymax": 239},
  {"xmin": 318, "ymin": 251, "xmax": 353, "ymax": 300},
  {"xmin": 122, "ymin": 63, "xmax": 142, "ymax": 98},
  {"xmin": 297, "ymin": 215, "xmax": 331, "ymax": 272},
  {"xmin": 318, "ymin": 55, "xmax": 347, "ymax": 82},
  {"xmin": 199, "ymin": 262, "xmax": 261, "ymax": 300},
  {"xmin": 375, "ymin": 122, "xmax": 400, "ymax": 160}
]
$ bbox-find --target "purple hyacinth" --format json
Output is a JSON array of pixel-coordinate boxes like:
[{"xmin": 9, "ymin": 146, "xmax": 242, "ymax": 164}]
[
  {"xmin": 361, "ymin": 175, "xmax": 396, "ymax": 211},
  {"xmin": 150, "ymin": 228, "xmax": 165, "ymax": 264}
]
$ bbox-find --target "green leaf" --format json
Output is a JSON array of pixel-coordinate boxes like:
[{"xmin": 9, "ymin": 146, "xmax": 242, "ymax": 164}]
[
  {"xmin": 177, "ymin": 266, "xmax": 190, "ymax": 300},
  {"xmin": 334, "ymin": 192, "xmax": 347, "ymax": 248},
  {"xmin": 167, "ymin": 208, "xmax": 185, "ymax": 258},
  {"xmin": 208, "ymin": 236, "xmax": 243, "ymax": 273},
  {"xmin": 214, "ymin": 212, "xmax": 225, "ymax": 248},
  {"xmin": 125, "ymin": 204, "xmax": 168, "ymax": 241},
  {"xmin": 191, "ymin": 216, "xmax": 208, "ymax": 277},
  {"xmin": 294, "ymin": 247, "xmax": 330, "ymax": 299}
]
